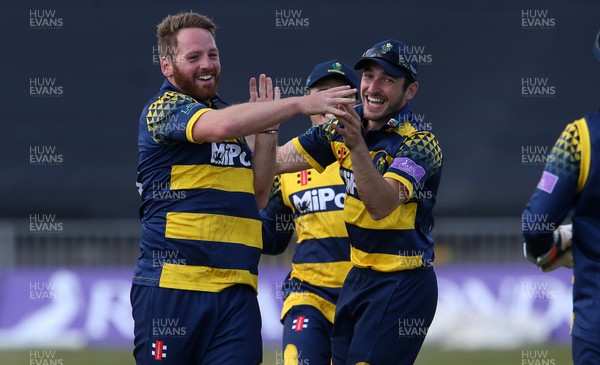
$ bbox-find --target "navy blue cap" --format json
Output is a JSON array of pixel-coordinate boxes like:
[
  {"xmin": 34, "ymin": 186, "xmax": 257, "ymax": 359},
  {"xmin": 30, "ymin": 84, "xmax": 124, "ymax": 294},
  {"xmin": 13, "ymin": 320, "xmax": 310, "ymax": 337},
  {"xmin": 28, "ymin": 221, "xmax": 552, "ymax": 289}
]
[
  {"xmin": 354, "ymin": 39, "xmax": 418, "ymax": 82},
  {"xmin": 594, "ymin": 30, "xmax": 600, "ymax": 62},
  {"xmin": 305, "ymin": 60, "xmax": 358, "ymax": 89}
]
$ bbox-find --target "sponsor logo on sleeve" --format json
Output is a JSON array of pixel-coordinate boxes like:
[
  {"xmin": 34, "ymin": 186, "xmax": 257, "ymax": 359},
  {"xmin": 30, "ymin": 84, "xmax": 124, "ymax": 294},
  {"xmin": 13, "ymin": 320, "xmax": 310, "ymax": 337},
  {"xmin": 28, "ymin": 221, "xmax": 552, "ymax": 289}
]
[
  {"xmin": 391, "ymin": 157, "xmax": 426, "ymax": 182},
  {"xmin": 537, "ymin": 171, "xmax": 559, "ymax": 194}
]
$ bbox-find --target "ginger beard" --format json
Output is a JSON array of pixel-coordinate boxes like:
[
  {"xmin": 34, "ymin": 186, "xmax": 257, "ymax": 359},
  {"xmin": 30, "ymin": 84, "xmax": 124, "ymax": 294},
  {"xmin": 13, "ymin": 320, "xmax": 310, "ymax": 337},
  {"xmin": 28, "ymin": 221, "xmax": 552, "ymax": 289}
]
[{"xmin": 171, "ymin": 62, "xmax": 220, "ymax": 104}]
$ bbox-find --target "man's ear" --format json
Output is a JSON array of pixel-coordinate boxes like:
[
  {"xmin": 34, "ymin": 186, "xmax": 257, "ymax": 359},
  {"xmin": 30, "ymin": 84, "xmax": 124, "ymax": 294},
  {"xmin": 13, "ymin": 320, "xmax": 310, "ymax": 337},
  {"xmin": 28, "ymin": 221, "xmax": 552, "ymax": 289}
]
[
  {"xmin": 406, "ymin": 81, "xmax": 419, "ymax": 101},
  {"xmin": 160, "ymin": 56, "xmax": 173, "ymax": 78}
]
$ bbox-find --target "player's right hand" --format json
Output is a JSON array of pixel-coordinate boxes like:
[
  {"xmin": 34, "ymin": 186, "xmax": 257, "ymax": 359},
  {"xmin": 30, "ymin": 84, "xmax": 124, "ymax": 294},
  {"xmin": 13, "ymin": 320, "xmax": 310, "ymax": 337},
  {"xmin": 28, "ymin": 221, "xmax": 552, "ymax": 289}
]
[
  {"xmin": 541, "ymin": 224, "xmax": 573, "ymax": 272},
  {"xmin": 249, "ymin": 74, "xmax": 280, "ymax": 103}
]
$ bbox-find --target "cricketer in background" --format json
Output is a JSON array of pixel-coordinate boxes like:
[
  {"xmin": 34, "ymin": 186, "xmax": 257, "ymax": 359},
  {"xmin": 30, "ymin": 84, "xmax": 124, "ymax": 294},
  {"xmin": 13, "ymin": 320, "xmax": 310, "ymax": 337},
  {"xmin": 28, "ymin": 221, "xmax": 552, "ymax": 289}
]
[
  {"xmin": 261, "ymin": 59, "xmax": 358, "ymax": 364},
  {"xmin": 522, "ymin": 30, "xmax": 600, "ymax": 365}
]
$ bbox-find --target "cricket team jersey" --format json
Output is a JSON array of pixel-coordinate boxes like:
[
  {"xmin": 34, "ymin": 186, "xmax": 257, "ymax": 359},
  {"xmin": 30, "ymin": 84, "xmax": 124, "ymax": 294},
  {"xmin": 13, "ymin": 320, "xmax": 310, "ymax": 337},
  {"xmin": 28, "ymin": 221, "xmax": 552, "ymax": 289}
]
[
  {"xmin": 134, "ymin": 79, "xmax": 262, "ymax": 293},
  {"xmin": 292, "ymin": 104, "xmax": 443, "ymax": 272},
  {"xmin": 523, "ymin": 111, "xmax": 600, "ymax": 343},
  {"xmin": 261, "ymin": 163, "xmax": 351, "ymax": 323}
]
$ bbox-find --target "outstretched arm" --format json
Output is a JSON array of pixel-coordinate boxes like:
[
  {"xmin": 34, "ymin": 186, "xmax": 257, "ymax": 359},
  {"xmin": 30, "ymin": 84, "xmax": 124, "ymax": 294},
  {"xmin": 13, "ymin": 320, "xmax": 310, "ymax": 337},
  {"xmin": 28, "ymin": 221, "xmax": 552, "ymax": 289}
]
[{"xmin": 192, "ymin": 75, "xmax": 356, "ymax": 143}]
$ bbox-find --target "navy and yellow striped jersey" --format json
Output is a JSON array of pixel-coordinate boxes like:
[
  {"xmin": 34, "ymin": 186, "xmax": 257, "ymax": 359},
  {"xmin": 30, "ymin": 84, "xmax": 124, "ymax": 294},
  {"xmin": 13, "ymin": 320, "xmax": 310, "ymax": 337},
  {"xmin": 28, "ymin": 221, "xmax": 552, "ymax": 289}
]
[
  {"xmin": 523, "ymin": 111, "xmax": 600, "ymax": 344},
  {"xmin": 261, "ymin": 163, "xmax": 351, "ymax": 323},
  {"xmin": 292, "ymin": 104, "xmax": 443, "ymax": 273},
  {"xmin": 134, "ymin": 79, "xmax": 262, "ymax": 293}
]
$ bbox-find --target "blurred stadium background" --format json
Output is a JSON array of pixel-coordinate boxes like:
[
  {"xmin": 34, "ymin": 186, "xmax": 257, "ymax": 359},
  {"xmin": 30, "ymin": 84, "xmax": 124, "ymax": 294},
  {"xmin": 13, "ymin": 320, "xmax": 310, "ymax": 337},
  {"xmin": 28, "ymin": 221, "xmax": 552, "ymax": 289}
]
[{"xmin": 3, "ymin": 0, "xmax": 599, "ymax": 363}]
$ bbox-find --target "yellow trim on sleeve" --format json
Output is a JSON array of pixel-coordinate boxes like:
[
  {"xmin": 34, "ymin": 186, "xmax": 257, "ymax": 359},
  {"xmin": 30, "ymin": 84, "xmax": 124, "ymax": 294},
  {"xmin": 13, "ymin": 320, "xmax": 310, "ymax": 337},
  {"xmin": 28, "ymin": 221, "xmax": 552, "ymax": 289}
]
[
  {"xmin": 185, "ymin": 108, "xmax": 213, "ymax": 143},
  {"xmin": 350, "ymin": 246, "xmax": 423, "ymax": 272},
  {"xmin": 280, "ymin": 291, "xmax": 337, "ymax": 323},
  {"xmin": 382, "ymin": 173, "xmax": 414, "ymax": 200},
  {"xmin": 170, "ymin": 164, "xmax": 255, "ymax": 193},
  {"xmin": 165, "ymin": 212, "xmax": 262, "ymax": 249},
  {"xmin": 159, "ymin": 263, "xmax": 258, "ymax": 293},
  {"xmin": 574, "ymin": 118, "xmax": 591, "ymax": 192},
  {"xmin": 292, "ymin": 138, "xmax": 325, "ymax": 172},
  {"xmin": 289, "ymin": 261, "xmax": 352, "ymax": 288}
]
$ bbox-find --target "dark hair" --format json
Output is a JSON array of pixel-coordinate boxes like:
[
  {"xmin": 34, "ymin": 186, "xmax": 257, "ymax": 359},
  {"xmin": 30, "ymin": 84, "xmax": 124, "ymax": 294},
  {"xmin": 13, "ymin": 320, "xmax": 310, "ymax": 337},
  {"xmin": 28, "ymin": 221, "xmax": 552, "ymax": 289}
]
[
  {"xmin": 156, "ymin": 12, "xmax": 216, "ymax": 60},
  {"xmin": 401, "ymin": 77, "xmax": 414, "ymax": 92}
]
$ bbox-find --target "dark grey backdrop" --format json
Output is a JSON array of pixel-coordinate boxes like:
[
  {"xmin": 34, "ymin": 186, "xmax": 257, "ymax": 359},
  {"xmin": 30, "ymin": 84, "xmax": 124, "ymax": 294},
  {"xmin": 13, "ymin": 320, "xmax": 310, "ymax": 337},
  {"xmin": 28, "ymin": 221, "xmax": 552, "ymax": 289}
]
[{"xmin": 3, "ymin": 0, "xmax": 599, "ymax": 219}]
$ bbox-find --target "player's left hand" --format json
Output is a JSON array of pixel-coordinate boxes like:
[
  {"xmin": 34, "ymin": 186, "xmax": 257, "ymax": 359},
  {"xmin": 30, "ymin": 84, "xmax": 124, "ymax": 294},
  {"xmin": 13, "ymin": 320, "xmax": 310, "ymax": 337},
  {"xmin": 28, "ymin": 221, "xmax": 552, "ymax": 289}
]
[
  {"xmin": 249, "ymin": 74, "xmax": 281, "ymax": 103},
  {"xmin": 249, "ymin": 74, "xmax": 281, "ymax": 135},
  {"xmin": 332, "ymin": 103, "xmax": 365, "ymax": 150}
]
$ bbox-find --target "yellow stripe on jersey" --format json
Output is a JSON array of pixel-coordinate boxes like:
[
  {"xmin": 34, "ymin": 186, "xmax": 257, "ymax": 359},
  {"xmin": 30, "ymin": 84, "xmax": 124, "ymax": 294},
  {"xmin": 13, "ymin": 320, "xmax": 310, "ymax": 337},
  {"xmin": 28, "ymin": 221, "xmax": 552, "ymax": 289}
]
[
  {"xmin": 281, "ymin": 291, "xmax": 337, "ymax": 323},
  {"xmin": 295, "ymin": 211, "xmax": 349, "ymax": 241},
  {"xmin": 186, "ymin": 108, "xmax": 213, "ymax": 143},
  {"xmin": 170, "ymin": 164, "xmax": 255, "ymax": 194},
  {"xmin": 574, "ymin": 118, "xmax": 591, "ymax": 192},
  {"xmin": 351, "ymin": 246, "xmax": 423, "ymax": 272},
  {"xmin": 165, "ymin": 212, "xmax": 262, "ymax": 249},
  {"xmin": 344, "ymin": 195, "xmax": 416, "ymax": 230},
  {"xmin": 292, "ymin": 137, "xmax": 325, "ymax": 172},
  {"xmin": 159, "ymin": 263, "xmax": 258, "ymax": 292},
  {"xmin": 290, "ymin": 261, "xmax": 352, "ymax": 288}
]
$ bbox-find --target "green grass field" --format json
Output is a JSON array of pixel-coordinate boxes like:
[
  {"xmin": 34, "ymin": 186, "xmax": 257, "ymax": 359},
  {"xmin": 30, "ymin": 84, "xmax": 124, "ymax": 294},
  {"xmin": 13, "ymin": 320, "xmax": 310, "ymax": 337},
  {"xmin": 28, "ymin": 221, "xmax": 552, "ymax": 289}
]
[{"xmin": 2, "ymin": 344, "xmax": 573, "ymax": 364}]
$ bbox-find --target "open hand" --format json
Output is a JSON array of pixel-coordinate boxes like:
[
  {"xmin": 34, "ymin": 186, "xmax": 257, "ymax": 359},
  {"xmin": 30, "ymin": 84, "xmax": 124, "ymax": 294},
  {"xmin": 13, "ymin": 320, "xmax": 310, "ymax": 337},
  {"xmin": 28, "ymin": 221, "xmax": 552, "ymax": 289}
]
[{"xmin": 249, "ymin": 74, "xmax": 281, "ymax": 103}]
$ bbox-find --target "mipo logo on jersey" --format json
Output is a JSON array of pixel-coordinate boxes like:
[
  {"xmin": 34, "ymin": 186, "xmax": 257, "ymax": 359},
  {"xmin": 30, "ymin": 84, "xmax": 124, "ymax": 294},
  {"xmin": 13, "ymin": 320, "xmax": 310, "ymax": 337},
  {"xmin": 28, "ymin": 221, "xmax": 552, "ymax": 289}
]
[
  {"xmin": 211, "ymin": 143, "xmax": 250, "ymax": 166},
  {"xmin": 291, "ymin": 187, "xmax": 344, "ymax": 214}
]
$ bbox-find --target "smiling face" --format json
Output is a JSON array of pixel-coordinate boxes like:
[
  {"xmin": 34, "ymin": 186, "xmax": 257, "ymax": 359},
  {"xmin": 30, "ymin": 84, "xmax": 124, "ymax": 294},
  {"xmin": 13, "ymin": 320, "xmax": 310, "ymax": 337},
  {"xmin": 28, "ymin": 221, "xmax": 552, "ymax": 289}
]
[
  {"xmin": 360, "ymin": 61, "xmax": 418, "ymax": 126},
  {"xmin": 161, "ymin": 28, "xmax": 221, "ymax": 104}
]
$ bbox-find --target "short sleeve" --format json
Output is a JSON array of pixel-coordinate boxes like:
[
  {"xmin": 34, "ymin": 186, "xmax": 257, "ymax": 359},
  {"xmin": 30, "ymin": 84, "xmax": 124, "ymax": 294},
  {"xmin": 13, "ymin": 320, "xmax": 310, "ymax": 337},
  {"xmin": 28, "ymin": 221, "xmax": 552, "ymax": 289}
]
[
  {"xmin": 145, "ymin": 91, "xmax": 212, "ymax": 144},
  {"xmin": 383, "ymin": 131, "xmax": 442, "ymax": 197}
]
